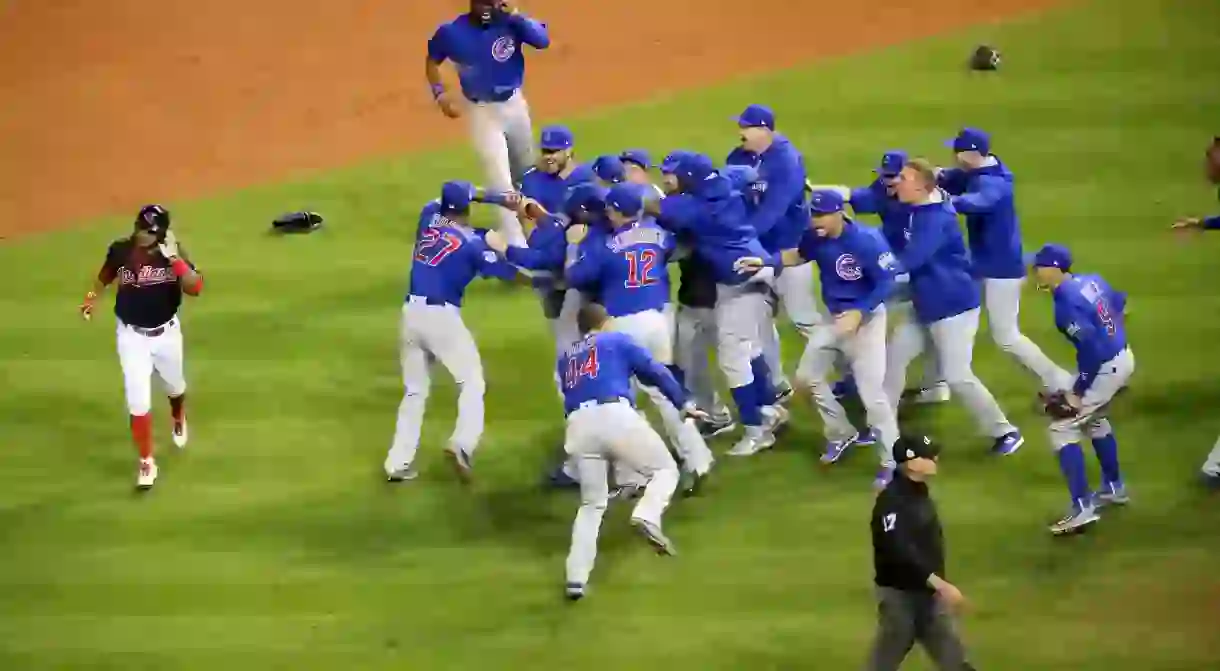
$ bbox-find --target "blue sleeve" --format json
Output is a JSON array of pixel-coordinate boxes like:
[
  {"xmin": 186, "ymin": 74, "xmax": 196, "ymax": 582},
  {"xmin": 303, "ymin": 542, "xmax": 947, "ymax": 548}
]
[
  {"xmin": 659, "ymin": 196, "xmax": 696, "ymax": 233},
  {"xmin": 506, "ymin": 221, "xmax": 564, "ymax": 270},
  {"xmin": 849, "ymin": 186, "xmax": 881, "ymax": 215},
  {"xmin": 564, "ymin": 240, "xmax": 602, "ymax": 289},
  {"xmin": 796, "ymin": 228, "xmax": 819, "ymax": 259},
  {"xmin": 509, "ymin": 13, "xmax": 550, "ymax": 49},
  {"xmin": 504, "ymin": 243, "xmax": 548, "ymax": 271},
  {"xmin": 849, "ymin": 235, "xmax": 897, "ymax": 313},
  {"xmin": 661, "ymin": 229, "xmax": 677, "ymax": 258},
  {"xmin": 950, "ymin": 175, "xmax": 1009, "ymax": 214},
  {"xmin": 896, "ymin": 213, "xmax": 944, "ymax": 272},
  {"xmin": 476, "ymin": 243, "xmax": 518, "ymax": 280},
  {"xmin": 937, "ymin": 168, "xmax": 969, "ymax": 195},
  {"xmin": 626, "ymin": 339, "xmax": 688, "ymax": 408},
  {"xmin": 426, "ymin": 26, "xmax": 450, "ymax": 62},
  {"xmin": 1203, "ymin": 215, "xmax": 1220, "ymax": 229},
  {"xmin": 747, "ymin": 156, "xmax": 803, "ymax": 236}
]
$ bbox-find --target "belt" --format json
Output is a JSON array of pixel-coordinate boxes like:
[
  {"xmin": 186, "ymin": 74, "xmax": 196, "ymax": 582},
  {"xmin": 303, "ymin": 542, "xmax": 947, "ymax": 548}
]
[
  {"xmin": 465, "ymin": 89, "xmax": 516, "ymax": 104},
  {"xmin": 130, "ymin": 318, "xmax": 176, "ymax": 337},
  {"xmin": 572, "ymin": 396, "xmax": 628, "ymax": 413},
  {"xmin": 407, "ymin": 294, "xmax": 454, "ymax": 308}
]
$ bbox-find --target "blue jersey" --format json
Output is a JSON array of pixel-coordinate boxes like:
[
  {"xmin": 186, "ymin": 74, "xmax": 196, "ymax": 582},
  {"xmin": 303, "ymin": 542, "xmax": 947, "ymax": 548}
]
[
  {"xmin": 427, "ymin": 12, "xmax": 550, "ymax": 103},
  {"xmin": 406, "ymin": 202, "xmax": 517, "ymax": 306},
  {"xmin": 938, "ymin": 157, "xmax": 1024, "ymax": 279},
  {"xmin": 744, "ymin": 135, "xmax": 809, "ymax": 253},
  {"xmin": 659, "ymin": 177, "xmax": 771, "ymax": 286},
  {"xmin": 518, "ymin": 164, "xmax": 596, "ymax": 215},
  {"xmin": 850, "ymin": 180, "xmax": 912, "ymax": 253},
  {"xmin": 558, "ymin": 331, "xmax": 687, "ymax": 416},
  {"xmin": 506, "ymin": 213, "xmax": 567, "ymax": 288},
  {"xmin": 797, "ymin": 221, "xmax": 898, "ymax": 315},
  {"xmin": 1053, "ymin": 274, "xmax": 1129, "ymax": 392},
  {"xmin": 896, "ymin": 192, "xmax": 980, "ymax": 324},
  {"xmin": 565, "ymin": 219, "xmax": 675, "ymax": 317}
]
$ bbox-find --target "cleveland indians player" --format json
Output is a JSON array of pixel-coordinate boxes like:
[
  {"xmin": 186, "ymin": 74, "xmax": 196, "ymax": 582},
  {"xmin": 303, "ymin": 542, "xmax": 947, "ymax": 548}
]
[
  {"xmin": 558, "ymin": 302, "xmax": 703, "ymax": 601},
  {"xmin": 383, "ymin": 181, "xmax": 519, "ymax": 483},
  {"xmin": 79, "ymin": 205, "xmax": 203, "ymax": 490},
  {"xmin": 765, "ymin": 190, "xmax": 901, "ymax": 489},
  {"xmin": 425, "ymin": 0, "xmax": 549, "ymax": 247}
]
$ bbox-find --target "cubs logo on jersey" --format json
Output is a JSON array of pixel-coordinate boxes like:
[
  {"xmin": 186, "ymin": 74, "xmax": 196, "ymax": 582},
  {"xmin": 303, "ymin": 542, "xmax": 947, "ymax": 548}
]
[
  {"xmin": 835, "ymin": 253, "xmax": 863, "ymax": 281},
  {"xmin": 491, "ymin": 35, "xmax": 517, "ymax": 62}
]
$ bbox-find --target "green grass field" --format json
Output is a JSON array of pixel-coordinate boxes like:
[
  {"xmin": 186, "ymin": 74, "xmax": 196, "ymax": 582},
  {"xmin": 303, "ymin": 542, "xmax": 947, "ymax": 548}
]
[{"xmin": 3, "ymin": 0, "xmax": 1220, "ymax": 668}]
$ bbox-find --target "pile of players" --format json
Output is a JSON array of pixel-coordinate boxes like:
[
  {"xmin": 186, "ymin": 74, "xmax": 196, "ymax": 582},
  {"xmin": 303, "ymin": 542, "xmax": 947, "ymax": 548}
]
[{"xmin": 386, "ymin": 103, "xmax": 1136, "ymax": 597}]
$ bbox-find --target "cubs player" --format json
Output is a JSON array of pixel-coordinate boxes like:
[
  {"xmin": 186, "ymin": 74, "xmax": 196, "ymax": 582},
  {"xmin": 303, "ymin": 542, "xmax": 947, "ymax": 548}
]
[
  {"xmin": 663, "ymin": 151, "xmax": 735, "ymax": 437},
  {"xmin": 619, "ymin": 149, "xmax": 661, "ymax": 194},
  {"xmin": 939, "ymin": 128, "xmax": 1073, "ymax": 392},
  {"xmin": 883, "ymin": 159, "xmax": 1024, "ymax": 455},
  {"xmin": 815, "ymin": 150, "xmax": 950, "ymax": 405},
  {"xmin": 78, "ymin": 205, "xmax": 203, "ymax": 490},
  {"xmin": 592, "ymin": 155, "xmax": 626, "ymax": 186},
  {"xmin": 645, "ymin": 152, "xmax": 787, "ymax": 456},
  {"xmin": 425, "ymin": 1, "xmax": 550, "ymax": 247},
  {"xmin": 1030, "ymin": 244, "xmax": 1134, "ymax": 535},
  {"xmin": 764, "ymin": 190, "xmax": 902, "ymax": 488},
  {"xmin": 383, "ymin": 181, "xmax": 519, "ymax": 483},
  {"xmin": 564, "ymin": 183, "xmax": 715, "ymax": 483},
  {"xmin": 559, "ymin": 302, "xmax": 703, "ymax": 601}
]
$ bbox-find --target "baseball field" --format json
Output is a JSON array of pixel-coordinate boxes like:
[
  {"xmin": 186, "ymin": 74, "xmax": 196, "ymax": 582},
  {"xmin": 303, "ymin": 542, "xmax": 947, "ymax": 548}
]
[{"xmin": 2, "ymin": 0, "xmax": 1219, "ymax": 668}]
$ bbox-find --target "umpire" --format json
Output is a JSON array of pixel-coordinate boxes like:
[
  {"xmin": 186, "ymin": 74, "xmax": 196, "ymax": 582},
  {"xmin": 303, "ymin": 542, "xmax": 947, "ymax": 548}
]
[{"xmin": 867, "ymin": 435, "xmax": 976, "ymax": 671}]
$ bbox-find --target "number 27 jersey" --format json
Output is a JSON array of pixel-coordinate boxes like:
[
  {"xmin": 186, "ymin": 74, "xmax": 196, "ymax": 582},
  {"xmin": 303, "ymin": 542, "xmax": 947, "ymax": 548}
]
[{"xmin": 406, "ymin": 201, "xmax": 516, "ymax": 306}]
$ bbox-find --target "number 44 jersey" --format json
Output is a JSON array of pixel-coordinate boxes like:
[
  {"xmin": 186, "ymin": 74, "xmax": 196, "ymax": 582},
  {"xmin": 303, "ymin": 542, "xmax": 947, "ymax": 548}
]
[
  {"xmin": 557, "ymin": 331, "xmax": 687, "ymax": 417},
  {"xmin": 407, "ymin": 201, "xmax": 517, "ymax": 306}
]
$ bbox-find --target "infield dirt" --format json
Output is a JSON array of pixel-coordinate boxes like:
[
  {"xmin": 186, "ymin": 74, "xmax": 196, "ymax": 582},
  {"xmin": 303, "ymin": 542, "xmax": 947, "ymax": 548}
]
[{"xmin": 0, "ymin": 0, "xmax": 1058, "ymax": 239}]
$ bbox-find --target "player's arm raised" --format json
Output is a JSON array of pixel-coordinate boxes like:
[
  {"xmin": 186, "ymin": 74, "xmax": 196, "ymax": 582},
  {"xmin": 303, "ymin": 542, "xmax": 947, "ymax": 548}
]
[
  {"xmin": 950, "ymin": 174, "xmax": 1007, "ymax": 214},
  {"xmin": 160, "ymin": 233, "xmax": 203, "ymax": 296},
  {"xmin": 501, "ymin": 3, "xmax": 551, "ymax": 49},
  {"xmin": 562, "ymin": 230, "xmax": 600, "ymax": 289},
  {"xmin": 936, "ymin": 166, "xmax": 969, "ymax": 195},
  {"xmin": 625, "ymin": 339, "xmax": 697, "ymax": 417}
]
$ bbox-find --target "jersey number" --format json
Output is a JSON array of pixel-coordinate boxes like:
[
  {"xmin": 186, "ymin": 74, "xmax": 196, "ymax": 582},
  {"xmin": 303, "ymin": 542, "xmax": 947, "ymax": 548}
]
[
  {"xmin": 1094, "ymin": 299, "xmax": 1117, "ymax": 336},
  {"xmin": 882, "ymin": 513, "xmax": 897, "ymax": 532},
  {"xmin": 623, "ymin": 249, "xmax": 659, "ymax": 288},
  {"xmin": 414, "ymin": 228, "xmax": 462, "ymax": 266},
  {"xmin": 563, "ymin": 346, "xmax": 600, "ymax": 388}
]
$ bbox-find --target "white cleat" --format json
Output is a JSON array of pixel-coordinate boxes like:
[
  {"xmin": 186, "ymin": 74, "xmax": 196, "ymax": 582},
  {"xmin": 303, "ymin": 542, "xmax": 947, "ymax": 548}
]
[
  {"xmin": 1049, "ymin": 500, "xmax": 1100, "ymax": 536},
  {"xmin": 910, "ymin": 383, "xmax": 951, "ymax": 405},
  {"xmin": 171, "ymin": 418, "xmax": 188, "ymax": 449},
  {"xmin": 727, "ymin": 428, "xmax": 776, "ymax": 456},
  {"xmin": 762, "ymin": 405, "xmax": 790, "ymax": 434},
  {"xmin": 136, "ymin": 457, "xmax": 158, "ymax": 490}
]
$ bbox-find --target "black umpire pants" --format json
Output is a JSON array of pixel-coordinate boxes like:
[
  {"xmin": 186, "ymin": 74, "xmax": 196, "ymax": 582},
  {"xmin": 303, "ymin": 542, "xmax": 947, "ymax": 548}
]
[{"xmin": 865, "ymin": 586, "xmax": 975, "ymax": 671}]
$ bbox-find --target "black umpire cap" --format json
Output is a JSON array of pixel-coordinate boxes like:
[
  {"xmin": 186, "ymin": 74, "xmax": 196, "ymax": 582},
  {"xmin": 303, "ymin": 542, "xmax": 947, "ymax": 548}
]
[{"xmin": 894, "ymin": 434, "xmax": 939, "ymax": 464}]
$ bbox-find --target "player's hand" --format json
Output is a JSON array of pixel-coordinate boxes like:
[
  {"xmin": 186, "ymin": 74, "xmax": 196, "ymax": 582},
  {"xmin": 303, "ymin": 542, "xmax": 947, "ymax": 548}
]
[
  {"xmin": 519, "ymin": 197, "xmax": 547, "ymax": 219},
  {"xmin": 1066, "ymin": 391, "xmax": 1083, "ymax": 411},
  {"xmin": 497, "ymin": 0, "xmax": 519, "ymax": 15},
  {"xmin": 157, "ymin": 230, "xmax": 180, "ymax": 260},
  {"xmin": 79, "ymin": 292, "xmax": 96, "ymax": 321},
  {"xmin": 565, "ymin": 223, "xmax": 588, "ymax": 245},
  {"xmin": 833, "ymin": 309, "xmax": 863, "ymax": 336},
  {"xmin": 1172, "ymin": 217, "xmax": 1202, "ymax": 229},
  {"xmin": 680, "ymin": 401, "xmax": 709, "ymax": 422},
  {"xmin": 733, "ymin": 256, "xmax": 765, "ymax": 274},
  {"xmin": 934, "ymin": 580, "xmax": 967, "ymax": 613},
  {"xmin": 484, "ymin": 229, "xmax": 509, "ymax": 255},
  {"xmin": 435, "ymin": 91, "xmax": 461, "ymax": 119}
]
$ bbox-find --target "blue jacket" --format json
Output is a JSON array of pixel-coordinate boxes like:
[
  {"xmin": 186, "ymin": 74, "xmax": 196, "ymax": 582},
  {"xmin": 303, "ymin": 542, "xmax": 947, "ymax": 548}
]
[
  {"xmin": 938, "ymin": 157, "xmax": 1024, "ymax": 279},
  {"xmin": 850, "ymin": 180, "xmax": 912, "ymax": 253},
  {"xmin": 897, "ymin": 191, "xmax": 980, "ymax": 323}
]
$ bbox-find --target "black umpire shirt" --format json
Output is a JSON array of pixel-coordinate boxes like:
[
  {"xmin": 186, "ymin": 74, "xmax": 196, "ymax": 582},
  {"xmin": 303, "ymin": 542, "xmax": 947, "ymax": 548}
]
[{"xmin": 871, "ymin": 472, "xmax": 946, "ymax": 592}]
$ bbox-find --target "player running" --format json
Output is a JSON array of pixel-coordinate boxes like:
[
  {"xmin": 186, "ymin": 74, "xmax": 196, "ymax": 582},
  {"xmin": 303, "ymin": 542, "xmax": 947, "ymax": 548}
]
[
  {"xmin": 1030, "ymin": 244, "xmax": 1134, "ymax": 535},
  {"xmin": 383, "ymin": 181, "xmax": 520, "ymax": 484},
  {"xmin": 558, "ymin": 302, "xmax": 704, "ymax": 601},
  {"xmin": 79, "ymin": 205, "xmax": 203, "ymax": 490}
]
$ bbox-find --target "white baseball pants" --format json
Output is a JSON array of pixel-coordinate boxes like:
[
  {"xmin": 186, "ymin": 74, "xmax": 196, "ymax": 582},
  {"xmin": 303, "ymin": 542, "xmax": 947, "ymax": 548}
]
[
  {"xmin": 467, "ymin": 91, "xmax": 535, "ymax": 247},
  {"xmin": 116, "ymin": 317, "xmax": 187, "ymax": 415},
  {"xmin": 715, "ymin": 283, "xmax": 772, "ymax": 388},
  {"xmin": 674, "ymin": 304, "xmax": 729, "ymax": 415},
  {"xmin": 564, "ymin": 400, "xmax": 679, "ymax": 586},
  {"xmin": 886, "ymin": 298, "xmax": 946, "ymax": 389},
  {"xmin": 1048, "ymin": 348, "xmax": 1134, "ymax": 450},
  {"xmin": 1202, "ymin": 437, "xmax": 1220, "ymax": 476},
  {"xmin": 983, "ymin": 277, "xmax": 1074, "ymax": 390},
  {"xmin": 384, "ymin": 297, "xmax": 485, "ymax": 473}
]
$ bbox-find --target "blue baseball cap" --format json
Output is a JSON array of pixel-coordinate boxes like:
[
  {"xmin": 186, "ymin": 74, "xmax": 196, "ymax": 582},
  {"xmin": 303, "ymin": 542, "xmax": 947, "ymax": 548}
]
[
  {"xmin": 676, "ymin": 152, "xmax": 717, "ymax": 189},
  {"xmin": 736, "ymin": 104, "xmax": 776, "ymax": 130},
  {"xmin": 539, "ymin": 125, "xmax": 575, "ymax": 151},
  {"xmin": 947, "ymin": 127, "xmax": 990, "ymax": 154},
  {"xmin": 1030, "ymin": 243, "xmax": 1072, "ymax": 271},
  {"xmin": 876, "ymin": 150, "xmax": 909, "ymax": 178},
  {"xmin": 605, "ymin": 183, "xmax": 644, "ymax": 217},
  {"xmin": 564, "ymin": 183, "xmax": 608, "ymax": 220},
  {"xmin": 660, "ymin": 150, "xmax": 691, "ymax": 174},
  {"xmin": 592, "ymin": 155, "xmax": 626, "ymax": 183},
  {"xmin": 440, "ymin": 180, "xmax": 475, "ymax": 213},
  {"xmin": 619, "ymin": 149, "xmax": 651, "ymax": 169},
  {"xmin": 809, "ymin": 189, "xmax": 846, "ymax": 215},
  {"xmin": 721, "ymin": 164, "xmax": 759, "ymax": 192}
]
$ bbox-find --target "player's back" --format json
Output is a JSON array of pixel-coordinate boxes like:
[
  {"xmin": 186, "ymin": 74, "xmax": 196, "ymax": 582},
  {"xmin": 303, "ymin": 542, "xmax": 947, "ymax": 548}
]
[
  {"xmin": 594, "ymin": 220, "xmax": 673, "ymax": 317},
  {"xmin": 1055, "ymin": 273, "xmax": 1128, "ymax": 372},
  {"xmin": 407, "ymin": 201, "xmax": 490, "ymax": 306},
  {"xmin": 557, "ymin": 332, "xmax": 640, "ymax": 414}
]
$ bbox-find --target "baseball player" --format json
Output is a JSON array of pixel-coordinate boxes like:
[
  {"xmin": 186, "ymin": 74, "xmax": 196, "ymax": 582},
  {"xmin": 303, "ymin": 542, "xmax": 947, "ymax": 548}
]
[
  {"xmin": 814, "ymin": 150, "xmax": 950, "ymax": 405},
  {"xmin": 619, "ymin": 150, "xmax": 661, "ymax": 193},
  {"xmin": 592, "ymin": 155, "xmax": 626, "ymax": 186},
  {"xmin": 762, "ymin": 190, "xmax": 902, "ymax": 489},
  {"xmin": 559, "ymin": 302, "xmax": 703, "ymax": 600},
  {"xmin": 1030, "ymin": 244, "xmax": 1133, "ymax": 535},
  {"xmin": 939, "ymin": 128, "xmax": 1073, "ymax": 392},
  {"xmin": 883, "ymin": 159, "xmax": 1024, "ymax": 456},
  {"xmin": 645, "ymin": 152, "xmax": 787, "ymax": 456},
  {"xmin": 563, "ymin": 183, "xmax": 715, "ymax": 484},
  {"xmin": 425, "ymin": 1, "xmax": 550, "ymax": 247},
  {"xmin": 383, "ymin": 181, "xmax": 520, "ymax": 483},
  {"xmin": 78, "ymin": 205, "xmax": 203, "ymax": 490},
  {"xmin": 664, "ymin": 151, "xmax": 736, "ymax": 437}
]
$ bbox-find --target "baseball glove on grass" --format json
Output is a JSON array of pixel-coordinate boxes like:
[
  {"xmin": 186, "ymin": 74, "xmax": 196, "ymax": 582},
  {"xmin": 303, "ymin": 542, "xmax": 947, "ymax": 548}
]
[
  {"xmin": 970, "ymin": 45, "xmax": 1001, "ymax": 71},
  {"xmin": 1039, "ymin": 390, "xmax": 1078, "ymax": 419}
]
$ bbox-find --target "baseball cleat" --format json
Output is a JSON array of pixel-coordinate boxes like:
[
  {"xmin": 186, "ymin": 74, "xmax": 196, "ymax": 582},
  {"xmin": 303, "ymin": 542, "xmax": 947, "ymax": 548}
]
[
  {"xmin": 565, "ymin": 582, "xmax": 586, "ymax": 601},
  {"xmin": 696, "ymin": 416, "xmax": 736, "ymax": 438},
  {"xmin": 727, "ymin": 428, "xmax": 776, "ymax": 456},
  {"xmin": 445, "ymin": 446, "xmax": 473, "ymax": 484},
  {"xmin": 630, "ymin": 518, "xmax": 676, "ymax": 556},
  {"xmin": 1092, "ymin": 480, "xmax": 1129, "ymax": 507},
  {"xmin": 171, "ymin": 418, "xmax": 188, "ymax": 449},
  {"xmin": 855, "ymin": 427, "xmax": 879, "ymax": 447},
  {"xmin": 386, "ymin": 465, "xmax": 419, "ymax": 482},
  {"xmin": 1049, "ymin": 500, "xmax": 1100, "ymax": 536},
  {"xmin": 832, "ymin": 377, "xmax": 857, "ymax": 401},
  {"xmin": 992, "ymin": 431, "xmax": 1024, "ymax": 456},
  {"xmin": 774, "ymin": 383, "xmax": 795, "ymax": 405},
  {"xmin": 873, "ymin": 466, "xmax": 896, "ymax": 490},
  {"xmin": 136, "ymin": 457, "xmax": 158, "ymax": 491},
  {"xmin": 820, "ymin": 435, "xmax": 858, "ymax": 465},
  {"xmin": 908, "ymin": 383, "xmax": 951, "ymax": 405},
  {"xmin": 545, "ymin": 464, "xmax": 581, "ymax": 489}
]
